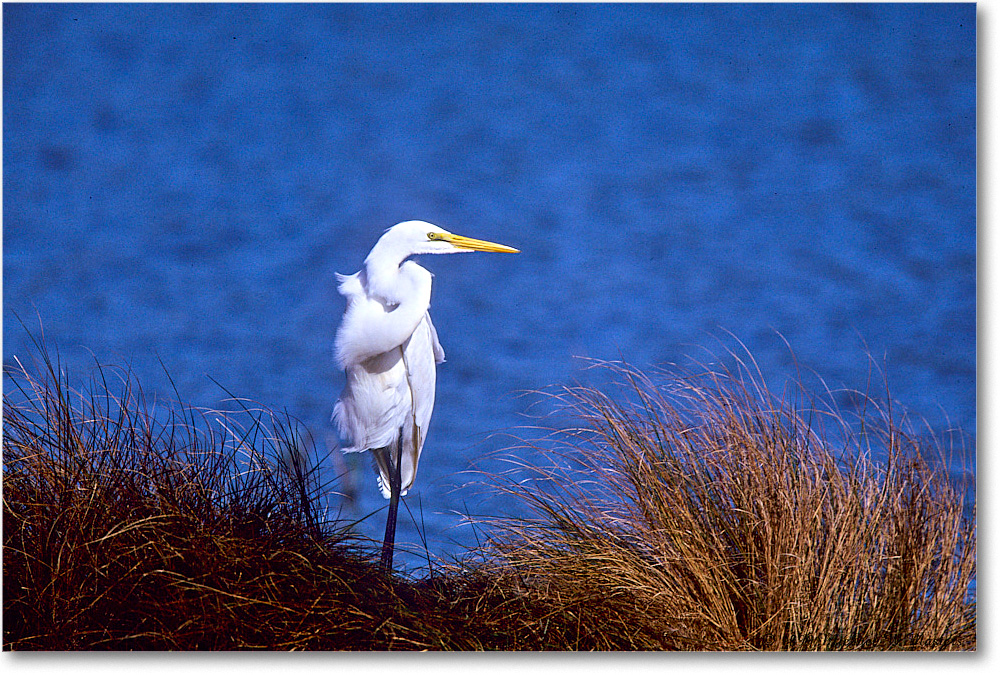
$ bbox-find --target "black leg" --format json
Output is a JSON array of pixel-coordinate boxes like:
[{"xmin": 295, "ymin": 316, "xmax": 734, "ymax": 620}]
[{"xmin": 379, "ymin": 427, "xmax": 404, "ymax": 574}]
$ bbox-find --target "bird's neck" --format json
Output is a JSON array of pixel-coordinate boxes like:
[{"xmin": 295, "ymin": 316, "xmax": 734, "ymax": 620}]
[{"xmin": 364, "ymin": 255, "xmax": 407, "ymax": 306}]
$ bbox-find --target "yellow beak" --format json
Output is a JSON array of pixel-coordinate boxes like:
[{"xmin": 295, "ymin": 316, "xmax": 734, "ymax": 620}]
[{"xmin": 442, "ymin": 232, "xmax": 520, "ymax": 253}]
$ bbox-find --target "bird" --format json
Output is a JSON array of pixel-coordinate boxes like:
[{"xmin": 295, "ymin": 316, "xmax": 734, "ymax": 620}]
[{"xmin": 332, "ymin": 220, "xmax": 519, "ymax": 572}]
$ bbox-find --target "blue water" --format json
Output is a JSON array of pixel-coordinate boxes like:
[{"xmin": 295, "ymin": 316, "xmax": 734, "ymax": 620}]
[{"xmin": 3, "ymin": 3, "xmax": 976, "ymax": 572}]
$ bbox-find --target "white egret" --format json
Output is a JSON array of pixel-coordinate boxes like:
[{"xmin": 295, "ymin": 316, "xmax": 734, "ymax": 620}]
[{"xmin": 332, "ymin": 220, "xmax": 519, "ymax": 572}]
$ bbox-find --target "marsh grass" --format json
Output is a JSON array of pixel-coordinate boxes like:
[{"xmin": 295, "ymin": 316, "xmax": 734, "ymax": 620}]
[
  {"xmin": 481, "ymin": 359, "xmax": 976, "ymax": 650},
  {"xmin": 2, "ymin": 347, "xmax": 359, "ymax": 648},
  {"xmin": 3, "ymin": 346, "xmax": 975, "ymax": 650}
]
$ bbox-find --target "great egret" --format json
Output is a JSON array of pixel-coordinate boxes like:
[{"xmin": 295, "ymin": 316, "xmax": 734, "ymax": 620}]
[{"xmin": 332, "ymin": 220, "xmax": 519, "ymax": 572}]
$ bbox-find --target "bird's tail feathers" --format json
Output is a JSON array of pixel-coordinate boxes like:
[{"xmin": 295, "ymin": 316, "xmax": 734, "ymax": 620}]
[{"xmin": 374, "ymin": 456, "xmax": 409, "ymax": 499}]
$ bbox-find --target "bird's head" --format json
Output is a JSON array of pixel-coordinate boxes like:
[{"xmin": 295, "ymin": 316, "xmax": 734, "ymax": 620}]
[{"xmin": 370, "ymin": 221, "xmax": 520, "ymax": 263}]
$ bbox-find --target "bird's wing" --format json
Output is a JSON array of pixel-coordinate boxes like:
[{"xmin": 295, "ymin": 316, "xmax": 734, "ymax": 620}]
[{"xmin": 392, "ymin": 314, "xmax": 442, "ymax": 495}]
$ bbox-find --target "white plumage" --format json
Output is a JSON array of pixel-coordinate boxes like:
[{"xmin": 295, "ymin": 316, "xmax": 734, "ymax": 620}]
[{"xmin": 332, "ymin": 220, "xmax": 518, "ymax": 502}]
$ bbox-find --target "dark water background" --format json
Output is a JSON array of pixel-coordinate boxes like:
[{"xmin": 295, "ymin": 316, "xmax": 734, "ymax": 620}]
[{"xmin": 3, "ymin": 3, "xmax": 976, "ymax": 572}]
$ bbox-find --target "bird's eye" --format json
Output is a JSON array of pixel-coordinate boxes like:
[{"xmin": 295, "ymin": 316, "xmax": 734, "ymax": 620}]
[{"xmin": 427, "ymin": 232, "xmax": 442, "ymax": 241}]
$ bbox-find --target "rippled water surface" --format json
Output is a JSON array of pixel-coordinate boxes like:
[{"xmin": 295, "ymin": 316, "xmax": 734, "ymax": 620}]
[{"xmin": 3, "ymin": 4, "xmax": 976, "ymax": 571}]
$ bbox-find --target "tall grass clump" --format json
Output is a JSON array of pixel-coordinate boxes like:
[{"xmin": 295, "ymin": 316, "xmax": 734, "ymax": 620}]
[
  {"xmin": 482, "ymin": 359, "xmax": 976, "ymax": 650},
  {"xmin": 2, "ymin": 348, "xmax": 367, "ymax": 649}
]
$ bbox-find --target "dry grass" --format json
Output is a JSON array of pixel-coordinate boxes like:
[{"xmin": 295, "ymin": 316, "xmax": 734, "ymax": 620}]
[
  {"xmin": 2, "ymin": 347, "xmax": 356, "ymax": 648},
  {"xmin": 482, "ymin": 359, "xmax": 976, "ymax": 650},
  {"xmin": 3, "ymin": 345, "xmax": 975, "ymax": 650}
]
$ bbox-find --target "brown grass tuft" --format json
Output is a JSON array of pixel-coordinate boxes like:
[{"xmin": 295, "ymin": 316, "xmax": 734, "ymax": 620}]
[{"xmin": 481, "ymin": 359, "xmax": 976, "ymax": 650}]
